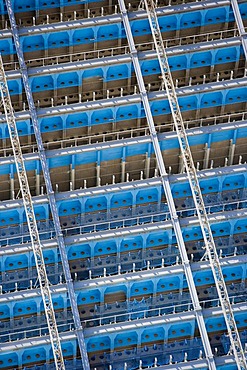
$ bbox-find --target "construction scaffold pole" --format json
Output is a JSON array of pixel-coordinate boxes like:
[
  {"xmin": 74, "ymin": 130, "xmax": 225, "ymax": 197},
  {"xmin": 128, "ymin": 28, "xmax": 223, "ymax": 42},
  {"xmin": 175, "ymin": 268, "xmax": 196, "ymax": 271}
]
[
  {"xmin": 5, "ymin": 1, "xmax": 90, "ymax": 368},
  {"xmin": 142, "ymin": 0, "xmax": 247, "ymax": 369},
  {"xmin": 0, "ymin": 56, "xmax": 65, "ymax": 370},
  {"xmin": 118, "ymin": 0, "xmax": 216, "ymax": 369}
]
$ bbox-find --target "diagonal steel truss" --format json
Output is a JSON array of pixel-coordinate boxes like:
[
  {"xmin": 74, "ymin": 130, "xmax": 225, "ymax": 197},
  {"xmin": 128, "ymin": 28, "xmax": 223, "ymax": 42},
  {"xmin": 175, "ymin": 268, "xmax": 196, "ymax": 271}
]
[
  {"xmin": 0, "ymin": 55, "xmax": 65, "ymax": 369},
  {"xmin": 118, "ymin": 0, "xmax": 216, "ymax": 369},
  {"xmin": 142, "ymin": 0, "xmax": 247, "ymax": 369},
  {"xmin": 4, "ymin": 0, "xmax": 90, "ymax": 368}
]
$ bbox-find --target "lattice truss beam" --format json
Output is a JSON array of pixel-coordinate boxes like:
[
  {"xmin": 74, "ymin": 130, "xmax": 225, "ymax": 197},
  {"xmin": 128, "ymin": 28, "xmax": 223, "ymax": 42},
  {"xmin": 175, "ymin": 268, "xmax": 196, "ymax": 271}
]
[
  {"xmin": 141, "ymin": 0, "xmax": 247, "ymax": 369},
  {"xmin": 118, "ymin": 1, "xmax": 216, "ymax": 369},
  {"xmin": 3, "ymin": 0, "xmax": 90, "ymax": 369},
  {"xmin": 0, "ymin": 56, "xmax": 65, "ymax": 370}
]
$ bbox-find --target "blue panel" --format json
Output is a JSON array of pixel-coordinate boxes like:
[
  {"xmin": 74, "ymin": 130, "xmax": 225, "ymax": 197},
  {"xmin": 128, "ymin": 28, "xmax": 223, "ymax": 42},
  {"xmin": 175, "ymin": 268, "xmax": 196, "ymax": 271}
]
[
  {"xmin": 22, "ymin": 347, "xmax": 46, "ymax": 365},
  {"xmin": 83, "ymin": 67, "xmax": 103, "ymax": 79},
  {"xmin": 40, "ymin": 116, "xmax": 63, "ymax": 132},
  {"xmin": 5, "ymin": 254, "xmax": 28, "ymax": 270},
  {"xmin": 111, "ymin": 192, "xmax": 133, "ymax": 208},
  {"xmin": 168, "ymin": 322, "xmax": 192, "ymax": 339},
  {"xmin": 141, "ymin": 326, "xmax": 164, "ymax": 344},
  {"xmin": 85, "ymin": 196, "xmax": 107, "ymax": 212},
  {"xmin": 234, "ymin": 219, "xmax": 247, "ymax": 234},
  {"xmin": 222, "ymin": 174, "xmax": 245, "ymax": 190},
  {"xmin": 91, "ymin": 108, "xmax": 114, "ymax": 125},
  {"xmin": 106, "ymin": 64, "xmax": 129, "ymax": 81},
  {"xmin": 8, "ymin": 79, "xmax": 20, "ymax": 95},
  {"xmin": 159, "ymin": 14, "xmax": 177, "ymax": 31},
  {"xmin": 0, "ymin": 353, "xmax": 18, "ymax": 368},
  {"xmin": 98, "ymin": 24, "xmax": 119, "ymax": 41},
  {"xmin": 68, "ymin": 244, "xmax": 91, "ymax": 259},
  {"xmin": 66, "ymin": 112, "xmax": 88, "ymax": 128},
  {"xmin": 105, "ymin": 285, "xmax": 127, "ymax": 295},
  {"xmin": 178, "ymin": 95, "xmax": 197, "ymax": 111},
  {"xmin": 180, "ymin": 11, "xmax": 201, "ymax": 28},
  {"xmin": 14, "ymin": 0, "xmax": 35, "ymax": 11},
  {"xmin": 116, "ymin": 104, "xmax": 138, "ymax": 120},
  {"xmin": 77, "ymin": 289, "xmax": 100, "ymax": 304},
  {"xmin": 0, "ymin": 304, "xmax": 10, "ymax": 320},
  {"xmin": 205, "ymin": 316, "xmax": 226, "ymax": 332},
  {"xmin": 201, "ymin": 91, "xmax": 223, "ymax": 107},
  {"xmin": 130, "ymin": 280, "xmax": 154, "ymax": 296},
  {"xmin": 199, "ymin": 178, "xmax": 219, "ymax": 194},
  {"xmin": 87, "ymin": 336, "xmax": 110, "ymax": 352},
  {"xmin": 0, "ymin": 38, "xmax": 12, "ymax": 55},
  {"xmin": 120, "ymin": 236, "xmax": 143, "ymax": 251},
  {"xmin": 131, "ymin": 19, "xmax": 150, "ymax": 35},
  {"xmin": 172, "ymin": 182, "xmax": 192, "ymax": 198},
  {"xmin": 211, "ymin": 129, "xmax": 233, "ymax": 143},
  {"xmin": 211, "ymin": 221, "xmax": 230, "ymax": 237},
  {"xmin": 57, "ymin": 71, "xmax": 79, "ymax": 88},
  {"xmin": 191, "ymin": 51, "xmax": 212, "ymax": 67},
  {"xmin": 183, "ymin": 226, "xmax": 202, "ymax": 241},
  {"xmin": 151, "ymin": 99, "xmax": 171, "ymax": 115},
  {"xmin": 101, "ymin": 146, "xmax": 122, "ymax": 162},
  {"xmin": 141, "ymin": 59, "xmax": 160, "ymax": 75},
  {"xmin": 95, "ymin": 240, "xmax": 117, "ymax": 256},
  {"xmin": 238, "ymin": 126, "xmax": 247, "ymax": 139},
  {"xmin": 59, "ymin": 200, "xmax": 81, "ymax": 215},
  {"xmin": 31, "ymin": 75, "xmax": 54, "ymax": 92},
  {"xmin": 125, "ymin": 143, "xmax": 147, "ymax": 156},
  {"xmin": 13, "ymin": 299, "xmax": 37, "ymax": 316},
  {"xmin": 48, "ymin": 31, "xmax": 69, "ymax": 48},
  {"xmin": 205, "ymin": 7, "xmax": 227, "ymax": 23},
  {"xmin": 215, "ymin": 47, "xmax": 238, "ymax": 64},
  {"xmin": 169, "ymin": 55, "xmax": 187, "ymax": 71},
  {"xmin": 226, "ymin": 87, "xmax": 247, "ymax": 103},
  {"xmin": 75, "ymin": 151, "xmax": 97, "ymax": 165},
  {"xmin": 22, "ymin": 35, "xmax": 45, "ymax": 52},
  {"xmin": 136, "ymin": 188, "xmax": 158, "ymax": 204},
  {"xmin": 72, "ymin": 28, "xmax": 94, "ymax": 45},
  {"xmin": 157, "ymin": 276, "xmax": 180, "ymax": 292}
]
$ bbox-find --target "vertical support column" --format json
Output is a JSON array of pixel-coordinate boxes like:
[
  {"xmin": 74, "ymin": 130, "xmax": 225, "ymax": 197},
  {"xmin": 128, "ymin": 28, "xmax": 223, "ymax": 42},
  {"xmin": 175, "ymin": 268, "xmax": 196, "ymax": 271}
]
[
  {"xmin": 70, "ymin": 155, "xmax": 75, "ymax": 191},
  {"xmin": 36, "ymin": 160, "xmax": 40, "ymax": 196},
  {"xmin": 118, "ymin": 1, "xmax": 216, "ymax": 369},
  {"xmin": 10, "ymin": 164, "xmax": 15, "ymax": 199},
  {"xmin": 228, "ymin": 139, "xmax": 236, "ymax": 166},
  {"xmin": 96, "ymin": 151, "xmax": 101, "ymax": 186},
  {"xmin": 121, "ymin": 147, "xmax": 126, "ymax": 183},
  {"xmin": 203, "ymin": 143, "xmax": 210, "ymax": 170}
]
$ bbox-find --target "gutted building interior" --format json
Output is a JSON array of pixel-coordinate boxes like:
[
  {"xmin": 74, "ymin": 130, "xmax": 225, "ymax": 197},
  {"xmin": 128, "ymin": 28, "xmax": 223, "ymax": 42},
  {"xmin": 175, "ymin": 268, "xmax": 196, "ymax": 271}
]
[{"xmin": 0, "ymin": 0, "xmax": 246, "ymax": 369}]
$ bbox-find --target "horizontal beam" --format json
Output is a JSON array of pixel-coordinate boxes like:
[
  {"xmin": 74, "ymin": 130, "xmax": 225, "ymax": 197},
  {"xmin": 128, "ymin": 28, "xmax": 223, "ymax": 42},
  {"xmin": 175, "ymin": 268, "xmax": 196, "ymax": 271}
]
[
  {"xmin": 0, "ymin": 0, "xmax": 229, "ymax": 38},
  {"xmin": 0, "ymin": 254, "xmax": 246, "ymax": 304},
  {"xmin": 0, "ymin": 117, "xmax": 246, "ymax": 168},
  {"xmin": 0, "ymin": 302, "xmax": 244, "ymax": 354},
  {"xmin": 4, "ymin": 36, "xmax": 241, "ymax": 80},
  {"xmin": 84, "ymin": 302, "xmax": 247, "ymax": 337}
]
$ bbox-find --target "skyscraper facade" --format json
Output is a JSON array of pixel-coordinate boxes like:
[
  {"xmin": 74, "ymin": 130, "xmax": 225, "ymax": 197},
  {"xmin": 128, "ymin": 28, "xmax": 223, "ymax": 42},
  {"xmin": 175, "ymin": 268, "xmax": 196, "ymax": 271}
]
[{"xmin": 0, "ymin": 0, "xmax": 246, "ymax": 369}]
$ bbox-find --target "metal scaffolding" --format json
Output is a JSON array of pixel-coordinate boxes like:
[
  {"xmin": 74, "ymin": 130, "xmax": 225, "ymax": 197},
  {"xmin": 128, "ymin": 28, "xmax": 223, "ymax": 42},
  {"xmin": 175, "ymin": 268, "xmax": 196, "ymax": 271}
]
[
  {"xmin": 118, "ymin": 0, "xmax": 217, "ymax": 369},
  {"xmin": 0, "ymin": 55, "xmax": 65, "ymax": 369},
  {"xmin": 5, "ymin": 0, "xmax": 90, "ymax": 369},
  {"xmin": 142, "ymin": 0, "xmax": 247, "ymax": 369}
]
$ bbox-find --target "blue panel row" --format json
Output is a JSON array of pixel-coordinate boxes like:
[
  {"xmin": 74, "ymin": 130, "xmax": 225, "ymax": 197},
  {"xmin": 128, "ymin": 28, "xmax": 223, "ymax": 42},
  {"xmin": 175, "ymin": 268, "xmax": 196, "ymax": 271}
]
[
  {"xmin": 0, "ymin": 171, "xmax": 245, "ymax": 224},
  {"xmin": 0, "ymin": 0, "xmax": 102, "ymax": 14},
  {"xmin": 4, "ymin": 43, "xmax": 243, "ymax": 95},
  {"xmin": 0, "ymin": 340, "xmax": 77, "ymax": 369},
  {"xmin": 0, "ymin": 128, "xmax": 246, "ymax": 178},
  {"xmin": 1, "ymin": 3, "xmax": 247, "ymax": 54}
]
